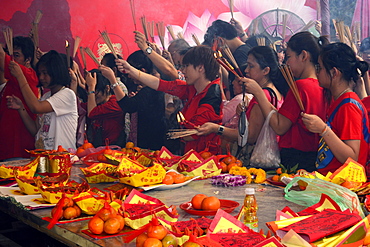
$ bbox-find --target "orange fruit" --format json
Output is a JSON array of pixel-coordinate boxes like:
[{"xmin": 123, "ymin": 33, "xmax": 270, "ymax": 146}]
[
  {"xmin": 173, "ymin": 174, "xmax": 185, "ymax": 184},
  {"xmin": 136, "ymin": 232, "xmax": 149, "ymax": 247},
  {"xmin": 201, "ymin": 196, "xmax": 221, "ymax": 211},
  {"xmin": 276, "ymin": 168, "xmax": 282, "ymax": 174},
  {"xmin": 73, "ymin": 205, "xmax": 81, "ymax": 218},
  {"xmin": 113, "ymin": 214, "xmax": 125, "ymax": 231},
  {"xmin": 191, "ymin": 194, "xmax": 207, "ymax": 210},
  {"xmin": 76, "ymin": 147, "xmax": 85, "ymax": 155},
  {"xmin": 200, "ymin": 151, "xmax": 212, "ymax": 159},
  {"xmin": 162, "ymin": 233, "xmax": 179, "ymax": 247},
  {"xmin": 82, "ymin": 141, "xmax": 94, "ymax": 150},
  {"xmin": 223, "ymin": 156, "xmax": 237, "ymax": 165},
  {"xmin": 97, "ymin": 154, "xmax": 107, "ymax": 162},
  {"xmin": 96, "ymin": 208, "xmax": 112, "ymax": 221},
  {"xmin": 235, "ymin": 159, "xmax": 243, "ymax": 167},
  {"xmin": 341, "ymin": 180, "xmax": 361, "ymax": 189},
  {"xmin": 364, "ymin": 229, "xmax": 370, "ymax": 245},
  {"xmin": 219, "ymin": 162, "xmax": 228, "ymax": 173},
  {"xmin": 103, "ymin": 217, "xmax": 121, "ymax": 234},
  {"xmin": 88, "ymin": 216, "xmax": 104, "ymax": 235},
  {"xmin": 126, "ymin": 141, "xmax": 135, "ymax": 149},
  {"xmin": 162, "ymin": 174, "xmax": 174, "ymax": 185},
  {"xmin": 271, "ymin": 175, "xmax": 280, "ymax": 182},
  {"xmin": 227, "ymin": 163, "xmax": 238, "ymax": 172},
  {"xmin": 143, "ymin": 238, "xmax": 162, "ymax": 247},
  {"xmin": 167, "ymin": 171, "xmax": 178, "ymax": 178},
  {"xmin": 63, "ymin": 207, "xmax": 77, "ymax": 220},
  {"xmin": 147, "ymin": 225, "xmax": 168, "ymax": 240},
  {"xmin": 183, "ymin": 241, "xmax": 202, "ymax": 247}
]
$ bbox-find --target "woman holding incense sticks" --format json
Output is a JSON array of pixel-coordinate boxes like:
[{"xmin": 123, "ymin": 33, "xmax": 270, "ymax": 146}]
[
  {"xmin": 242, "ymin": 32, "xmax": 330, "ymax": 172},
  {"xmin": 6, "ymin": 50, "xmax": 78, "ymax": 150},
  {"xmin": 301, "ymin": 43, "xmax": 369, "ymax": 176},
  {"xmin": 116, "ymin": 45, "xmax": 223, "ymax": 154},
  {"xmin": 197, "ymin": 46, "xmax": 287, "ymax": 159}
]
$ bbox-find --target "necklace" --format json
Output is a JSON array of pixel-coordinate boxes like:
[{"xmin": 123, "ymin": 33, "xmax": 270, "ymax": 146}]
[{"xmin": 335, "ymin": 88, "xmax": 351, "ymax": 100}]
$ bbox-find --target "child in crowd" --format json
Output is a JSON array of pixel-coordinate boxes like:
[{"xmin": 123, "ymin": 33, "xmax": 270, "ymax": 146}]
[
  {"xmin": 302, "ymin": 43, "xmax": 369, "ymax": 175},
  {"xmin": 116, "ymin": 46, "xmax": 223, "ymax": 154},
  {"xmin": 243, "ymin": 32, "xmax": 330, "ymax": 172},
  {"xmin": 0, "ymin": 37, "xmax": 39, "ymax": 160},
  {"xmin": 6, "ymin": 50, "xmax": 77, "ymax": 150}
]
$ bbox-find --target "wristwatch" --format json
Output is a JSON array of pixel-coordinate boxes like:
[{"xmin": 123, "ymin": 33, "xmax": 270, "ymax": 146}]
[
  {"xmin": 145, "ymin": 46, "xmax": 153, "ymax": 55},
  {"xmin": 217, "ymin": 125, "xmax": 225, "ymax": 135}
]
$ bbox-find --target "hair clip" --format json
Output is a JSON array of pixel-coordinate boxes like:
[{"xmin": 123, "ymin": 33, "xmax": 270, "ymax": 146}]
[
  {"xmin": 357, "ymin": 68, "xmax": 361, "ymax": 75},
  {"xmin": 318, "ymin": 40, "xmax": 322, "ymax": 45}
]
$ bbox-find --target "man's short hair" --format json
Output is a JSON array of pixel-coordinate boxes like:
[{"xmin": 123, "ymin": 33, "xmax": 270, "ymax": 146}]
[{"xmin": 203, "ymin": 20, "xmax": 238, "ymax": 46}]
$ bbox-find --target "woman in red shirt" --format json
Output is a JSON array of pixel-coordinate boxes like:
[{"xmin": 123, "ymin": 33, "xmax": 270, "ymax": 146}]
[{"xmin": 302, "ymin": 43, "xmax": 369, "ymax": 175}]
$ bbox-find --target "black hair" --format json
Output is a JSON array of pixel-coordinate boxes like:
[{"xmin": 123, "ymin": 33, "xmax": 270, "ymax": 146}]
[
  {"xmin": 127, "ymin": 50, "xmax": 154, "ymax": 74},
  {"xmin": 13, "ymin": 36, "xmax": 35, "ymax": 67},
  {"xmin": 248, "ymin": 46, "xmax": 289, "ymax": 96},
  {"xmin": 360, "ymin": 37, "xmax": 370, "ymax": 53},
  {"xmin": 101, "ymin": 53, "xmax": 123, "ymax": 77},
  {"xmin": 203, "ymin": 20, "xmax": 238, "ymax": 46},
  {"xmin": 321, "ymin": 42, "xmax": 369, "ymax": 84},
  {"xmin": 182, "ymin": 45, "xmax": 220, "ymax": 81},
  {"xmin": 88, "ymin": 69, "xmax": 112, "ymax": 97},
  {"xmin": 178, "ymin": 46, "xmax": 192, "ymax": 56},
  {"xmin": 287, "ymin": 31, "xmax": 329, "ymax": 64},
  {"xmin": 36, "ymin": 50, "xmax": 71, "ymax": 87}
]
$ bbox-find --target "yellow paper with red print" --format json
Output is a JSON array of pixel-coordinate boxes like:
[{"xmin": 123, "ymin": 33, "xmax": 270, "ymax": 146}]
[
  {"xmin": 119, "ymin": 163, "xmax": 166, "ymax": 187},
  {"xmin": 80, "ymin": 163, "xmax": 118, "ymax": 183},
  {"xmin": 73, "ymin": 191, "xmax": 106, "ymax": 215},
  {"xmin": 329, "ymin": 157, "xmax": 367, "ymax": 183},
  {"xmin": 15, "ymin": 177, "xmax": 40, "ymax": 195},
  {"xmin": 180, "ymin": 157, "xmax": 221, "ymax": 179},
  {"xmin": 116, "ymin": 156, "xmax": 146, "ymax": 173},
  {"xmin": 0, "ymin": 157, "xmax": 39, "ymax": 179}
]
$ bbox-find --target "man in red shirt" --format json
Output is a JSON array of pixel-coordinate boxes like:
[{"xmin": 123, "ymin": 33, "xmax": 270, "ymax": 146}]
[
  {"xmin": 115, "ymin": 46, "xmax": 223, "ymax": 154},
  {"xmin": 0, "ymin": 37, "xmax": 39, "ymax": 160}
]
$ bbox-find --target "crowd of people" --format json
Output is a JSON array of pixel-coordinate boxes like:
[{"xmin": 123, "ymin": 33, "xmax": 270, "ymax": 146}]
[{"xmin": 1, "ymin": 17, "xmax": 370, "ymax": 177}]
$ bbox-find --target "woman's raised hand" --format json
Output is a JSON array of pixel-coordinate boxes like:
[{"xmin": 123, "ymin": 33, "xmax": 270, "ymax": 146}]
[
  {"xmin": 99, "ymin": 65, "xmax": 116, "ymax": 82},
  {"xmin": 85, "ymin": 71, "xmax": 97, "ymax": 91},
  {"xmin": 9, "ymin": 61, "xmax": 24, "ymax": 79}
]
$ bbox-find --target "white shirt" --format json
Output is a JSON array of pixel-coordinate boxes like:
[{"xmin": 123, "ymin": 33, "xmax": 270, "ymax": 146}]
[{"xmin": 35, "ymin": 87, "xmax": 78, "ymax": 150}]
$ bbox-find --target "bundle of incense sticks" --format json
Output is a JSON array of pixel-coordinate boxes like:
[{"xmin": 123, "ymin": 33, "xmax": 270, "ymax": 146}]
[
  {"xmin": 65, "ymin": 40, "xmax": 71, "ymax": 68},
  {"xmin": 355, "ymin": 22, "xmax": 361, "ymax": 43},
  {"xmin": 333, "ymin": 20, "xmax": 346, "ymax": 44},
  {"xmin": 281, "ymin": 14, "xmax": 287, "ymax": 41},
  {"xmin": 140, "ymin": 16, "xmax": 149, "ymax": 41},
  {"xmin": 79, "ymin": 46, "xmax": 86, "ymax": 69},
  {"xmin": 316, "ymin": 0, "xmax": 321, "ymax": 20},
  {"xmin": 344, "ymin": 25, "xmax": 357, "ymax": 53},
  {"xmin": 177, "ymin": 32, "xmax": 184, "ymax": 40},
  {"xmin": 30, "ymin": 10, "xmax": 42, "ymax": 48},
  {"xmin": 214, "ymin": 51, "xmax": 241, "ymax": 80},
  {"xmin": 100, "ymin": 30, "xmax": 118, "ymax": 59},
  {"xmin": 228, "ymin": 0, "xmax": 234, "ymax": 19},
  {"xmin": 252, "ymin": 20, "xmax": 259, "ymax": 36},
  {"xmin": 192, "ymin": 33, "xmax": 201, "ymax": 46},
  {"xmin": 129, "ymin": 0, "xmax": 137, "ymax": 30},
  {"xmin": 279, "ymin": 64, "xmax": 305, "ymax": 111},
  {"xmin": 3, "ymin": 27, "xmax": 13, "ymax": 56},
  {"xmin": 156, "ymin": 21, "xmax": 166, "ymax": 49},
  {"xmin": 167, "ymin": 25, "xmax": 176, "ymax": 40},
  {"xmin": 177, "ymin": 111, "xmax": 198, "ymax": 128},
  {"xmin": 256, "ymin": 37, "xmax": 265, "ymax": 46},
  {"xmin": 167, "ymin": 129, "xmax": 198, "ymax": 139},
  {"xmin": 221, "ymin": 44, "xmax": 243, "ymax": 76},
  {"xmin": 299, "ymin": 20, "xmax": 315, "ymax": 32},
  {"xmin": 84, "ymin": 47, "xmax": 100, "ymax": 67},
  {"xmin": 72, "ymin": 36, "xmax": 81, "ymax": 58},
  {"xmin": 147, "ymin": 21, "xmax": 155, "ymax": 43}
]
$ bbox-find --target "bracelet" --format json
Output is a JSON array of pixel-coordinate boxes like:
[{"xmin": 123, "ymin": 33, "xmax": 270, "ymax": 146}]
[
  {"xmin": 217, "ymin": 125, "xmax": 225, "ymax": 135},
  {"xmin": 319, "ymin": 124, "xmax": 329, "ymax": 137},
  {"xmin": 87, "ymin": 90, "xmax": 95, "ymax": 95},
  {"xmin": 111, "ymin": 82, "xmax": 119, "ymax": 89}
]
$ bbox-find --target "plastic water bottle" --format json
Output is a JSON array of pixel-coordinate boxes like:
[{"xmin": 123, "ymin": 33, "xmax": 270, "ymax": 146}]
[{"xmin": 237, "ymin": 187, "xmax": 258, "ymax": 232}]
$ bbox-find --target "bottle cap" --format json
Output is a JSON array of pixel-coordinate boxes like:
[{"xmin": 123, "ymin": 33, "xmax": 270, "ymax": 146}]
[{"xmin": 245, "ymin": 187, "xmax": 255, "ymax": 195}]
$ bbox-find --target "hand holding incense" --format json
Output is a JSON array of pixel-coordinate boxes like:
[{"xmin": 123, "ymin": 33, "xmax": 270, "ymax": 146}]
[{"xmin": 279, "ymin": 64, "xmax": 305, "ymax": 112}]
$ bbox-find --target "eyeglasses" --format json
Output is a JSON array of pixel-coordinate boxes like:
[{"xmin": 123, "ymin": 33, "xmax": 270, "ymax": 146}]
[{"xmin": 315, "ymin": 64, "xmax": 322, "ymax": 73}]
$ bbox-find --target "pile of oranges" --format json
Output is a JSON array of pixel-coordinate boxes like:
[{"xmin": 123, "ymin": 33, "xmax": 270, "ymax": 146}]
[
  {"xmin": 88, "ymin": 203, "xmax": 125, "ymax": 235},
  {"xmin": 219, "ymin": 155, "xmax": 243, "ymax": 173},
  {"xmin": 51, "ymin": 196, "xmax": 82, "ymax": 220},
  {"xmin": 191, "ymin": 194, "xmax": 221, "ymax": 211},
  {"xmin": 136, "ymin": 224, "xmax": 179, "ymax": 247},
  {"xmin": 161, "ymin": 171, "xmax": 186, "ymax": 185},
  {"xmin": 121, "ymin": 141, "xmax": 141, "ymax": 154},
  {"xmin": 76, "ymin": 139, "xmax": 94, "ymax": 155}
]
